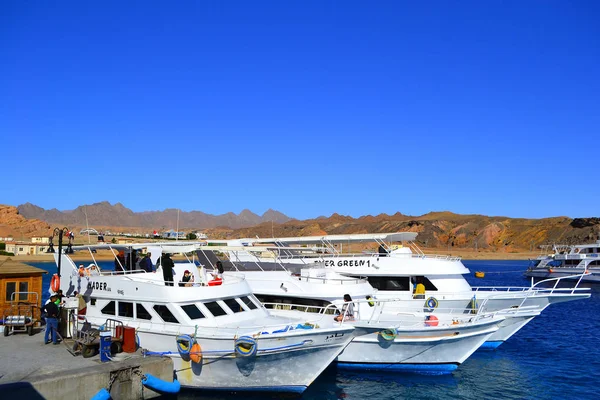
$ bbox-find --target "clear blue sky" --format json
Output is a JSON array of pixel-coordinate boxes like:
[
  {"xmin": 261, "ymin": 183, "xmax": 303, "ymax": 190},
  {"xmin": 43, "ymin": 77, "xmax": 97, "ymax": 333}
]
[{"xmin": 1, "ymin": 1, "xmax": 599, "ymax": 219}]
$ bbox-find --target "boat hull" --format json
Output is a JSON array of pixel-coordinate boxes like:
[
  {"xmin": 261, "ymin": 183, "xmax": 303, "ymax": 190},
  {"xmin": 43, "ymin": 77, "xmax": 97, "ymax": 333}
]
[
  {"xmin": 138, "ymin": 328, "xmax": 354, "ymax": 392},
  {"xmin": 336, "ymin": 321, "xmax": 497, "ymax": 374}
]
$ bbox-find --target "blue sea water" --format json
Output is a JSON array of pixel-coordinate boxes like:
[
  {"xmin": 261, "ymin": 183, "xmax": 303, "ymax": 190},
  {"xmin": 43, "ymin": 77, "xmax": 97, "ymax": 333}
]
[{"xmin": 33, "ymin": 260, "xmax": 599, "ymax": 399}]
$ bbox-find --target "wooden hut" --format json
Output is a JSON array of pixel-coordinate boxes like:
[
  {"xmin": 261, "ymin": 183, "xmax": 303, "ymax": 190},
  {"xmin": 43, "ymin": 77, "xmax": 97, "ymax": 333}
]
[{"xmin": 0, "ymin": 257, "xmax": 47, "ymax": 321}]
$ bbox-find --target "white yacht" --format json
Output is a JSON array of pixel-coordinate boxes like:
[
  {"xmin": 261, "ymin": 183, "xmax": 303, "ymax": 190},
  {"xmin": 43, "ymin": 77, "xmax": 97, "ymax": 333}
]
[
  {"xmin": 215, "ymin": 264, "xmax": 503, "ymax": 374},
  {"xmin": 525, "ymin": 240, "xmax": 600, "ymax": 282},
  {"xmin": 209, "ymin": 232, "xmax": 591, "ymax": 349},
  {"xmin": 52, "ymin": 243, "xmax": 359, "ymax": 394}
]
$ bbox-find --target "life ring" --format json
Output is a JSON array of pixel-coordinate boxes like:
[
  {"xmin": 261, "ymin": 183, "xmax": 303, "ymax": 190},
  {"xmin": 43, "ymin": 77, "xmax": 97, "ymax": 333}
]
[
  {"xmin": 176, "ymin": 334, "xmax": 193, "ymax": 357},
  {"xmin": 424, "ymin": 297, "xmax": 438, "ymax": 312},
  {"xmin": 425, "ymin": 315, "xmax": 439, "ymax": 327},
  {"xmin": 190, "ymin": 343, "xmax": 202, "ymax": 364},
  {"xmin": 50, "ymin": 274, "xmax": 60, "ymax": 292},
  {"xmin": 379, "ymin": 328, "xmax": 397, "ymax": 341},
  {"xmin": 235, "ymin": 336, "xmax": 257, "ymax": 357}
]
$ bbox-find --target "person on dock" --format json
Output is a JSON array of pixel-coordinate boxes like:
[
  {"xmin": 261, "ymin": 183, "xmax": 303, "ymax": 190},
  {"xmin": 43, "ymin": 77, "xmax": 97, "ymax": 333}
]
[
  {"xmin": 161, "ymin": 253, "xmax": 175, "ymax": 286},
  {"xmin": 41, "ymin": 295, "xmax": 60, "ymax": 345}
]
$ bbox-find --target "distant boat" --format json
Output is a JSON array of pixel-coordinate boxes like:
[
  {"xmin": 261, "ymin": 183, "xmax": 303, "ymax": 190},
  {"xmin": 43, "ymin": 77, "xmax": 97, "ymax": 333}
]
[{"xmin": 525, "ymin": 240, "xmax": 600, "ymax": 282}]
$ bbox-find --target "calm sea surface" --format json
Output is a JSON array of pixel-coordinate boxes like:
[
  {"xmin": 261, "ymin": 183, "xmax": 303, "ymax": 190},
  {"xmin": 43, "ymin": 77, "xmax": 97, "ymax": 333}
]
[{"xmin": 33, "ymin": 260, "xmax": 599, "ymax": 399}]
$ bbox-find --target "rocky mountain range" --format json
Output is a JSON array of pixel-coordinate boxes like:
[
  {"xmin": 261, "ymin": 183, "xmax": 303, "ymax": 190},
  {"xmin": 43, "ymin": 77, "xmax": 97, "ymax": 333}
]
[
  {"xmin": 17, "ymin": 202, "xmax": 291, "ymax": 230},
  {"xmin": 3, "ymin": 202, "xmax": 600, "ymax": 252}
]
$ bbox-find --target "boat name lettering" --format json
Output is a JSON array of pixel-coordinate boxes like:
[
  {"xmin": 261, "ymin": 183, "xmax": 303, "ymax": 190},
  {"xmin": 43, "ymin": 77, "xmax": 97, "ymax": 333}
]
[
  {"xmin": 87, "ymin": 281, "xmax": 110, "ymax": 291},
  {"xmin": 323, "ymin": 260, "xmax": 371, "ymax": 267},
  {"xmin": 325, "ymin": 332, "xmax": 345, "ymax": 341}
]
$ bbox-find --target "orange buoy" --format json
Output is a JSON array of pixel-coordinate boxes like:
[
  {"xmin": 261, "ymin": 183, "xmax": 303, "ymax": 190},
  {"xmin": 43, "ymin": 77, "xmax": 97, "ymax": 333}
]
[
  {"xmin": 548, "ymin": 268, "xmax": 554, "ymax": 274},
  {"xmin": 474, "ymin": 271, "xmax": 485, "ymax": 278},
  {"xmin": 50, "ymin": 273, "xmax": 60, "ymax": 292},
  {"xmin": 190, "ymin": 343, "xmax": 202, "ymax": 364},
  {"xmin": 425, "ymin": 315, "xmax": 439, "ymax": 327}
]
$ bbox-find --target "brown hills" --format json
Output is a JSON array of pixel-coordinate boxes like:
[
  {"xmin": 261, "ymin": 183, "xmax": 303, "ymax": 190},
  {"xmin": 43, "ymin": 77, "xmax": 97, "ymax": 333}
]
[{"xmin": 4, "ymin": 203, "xmax": 600, "ymax": 254}]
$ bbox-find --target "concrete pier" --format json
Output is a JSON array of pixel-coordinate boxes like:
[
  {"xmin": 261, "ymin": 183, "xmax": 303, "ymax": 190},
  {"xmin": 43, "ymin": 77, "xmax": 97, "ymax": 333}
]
[{"xmin": 0, "ymin": 327, "xmax": 175, "ymax": 399}]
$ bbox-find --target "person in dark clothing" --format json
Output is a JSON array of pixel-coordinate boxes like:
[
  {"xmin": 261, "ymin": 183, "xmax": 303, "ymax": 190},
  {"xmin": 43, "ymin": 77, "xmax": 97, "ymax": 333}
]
[
  {"xmin": 139, "ymin": 253, "xmax": 153, "ymax": 272},
  {"xmin": 41, "ymin": 296, "xmax": 60, "ymax": 344},
  {"xmin": 179, "ymin": 270, "xmax": 194, "ymax": 287},
  {"xmin": 161, "ymin": 253, "xmax": 175, "ymax": 286},
  {"xmin": 115, "ymin": 250, "xmax": 125, "ymax": 272},
  {"xmin": 126, "ymin": 250, "xmax": 139, "ymax": 271},
  {"xmin": 378, "ymin": 245, "xmax": 388, "ymax": 257}
]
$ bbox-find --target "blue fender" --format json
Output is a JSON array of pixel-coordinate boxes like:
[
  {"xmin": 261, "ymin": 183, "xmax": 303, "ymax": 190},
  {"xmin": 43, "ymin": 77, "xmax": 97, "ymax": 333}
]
[
  {"xmin": 142, "ymin": 373, "xmax": 181, "ymax": 394},
  {"xmin": 90, "ymin": 388, "xmax": 111, "ymax": 400}
]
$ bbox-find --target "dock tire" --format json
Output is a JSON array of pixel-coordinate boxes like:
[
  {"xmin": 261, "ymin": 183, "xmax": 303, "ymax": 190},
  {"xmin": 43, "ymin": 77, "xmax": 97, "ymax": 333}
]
[
  {"xmin": 82, "ymin": 344, "xmax": 96, "ymax": 358},
  {"xmin": 27, "ymin": 325, "xmax": 33, "ymax": 336},
  {"xmin": 111, "ymin": 341, "xmax": 123, "ymax": 355},
  {"xmin": 3, "ymin": 326, "xmax": 8, "ymax": 337}
]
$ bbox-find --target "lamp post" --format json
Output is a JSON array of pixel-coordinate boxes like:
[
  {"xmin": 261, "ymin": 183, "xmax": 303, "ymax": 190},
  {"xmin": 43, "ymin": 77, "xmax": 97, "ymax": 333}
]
[{"xmin": 46, "ymin": 227, "xmax": 72, "ymax": 277}]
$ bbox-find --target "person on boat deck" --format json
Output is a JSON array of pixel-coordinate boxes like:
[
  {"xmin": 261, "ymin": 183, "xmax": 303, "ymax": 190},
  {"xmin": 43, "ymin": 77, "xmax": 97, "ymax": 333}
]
[
  {"xmin": 88, "ymin": 264, "xmax": 100, "ymax": 276},
  {"xmin": 139, "ymin": 253, "xmax": 153, "ymax": 273},
  {"xmin": 179, "ymin": 270, "xmax": 194, "ymax": 287},
  {"xmin": 211, "ymin": 261, "xmax": 224, "ymax": 281},
  {"xmin": 334, "ymin": 294, "xmax": 354, "ymax": 322},
  {"xmin": 161, "ymin": 253, "xmax": 175, "ymax": 286},
  {"xmin": 115, "ymin": 250, "xmax": 126, "ymax": 272},
  {"xmin": 413, "ymin": 278, "xmax": 426, "ymax": 299},
  {"xmin": 378, "ymin": 245, "xmax": 388, "ymax": 257},
  {"xmin": 41, "ymin": 295, "xmax": 60, "ymax": 345}
]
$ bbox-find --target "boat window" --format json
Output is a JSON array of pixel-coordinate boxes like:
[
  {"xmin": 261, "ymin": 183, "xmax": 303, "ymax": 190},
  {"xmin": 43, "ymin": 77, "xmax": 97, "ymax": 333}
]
[
  {"xmin": 136, "ymin": 304, "xmax": 152, "ymax": 320},
  {"xmin": 414, "ymin": 276, "xmax": 438, "ymax": 291},
  {"xmin": 224, "ymin": 298, "xmax": 245, "ymax": 313},
  {"xmin": 359, "ymin": 276, "xmax": 410, "ymax": 291},
  {"xmin": 239, "ymin": 296, "xmax": 258, "ymax": 310},
  {"xmin": 118, "ymin": 301, "xmax": 134, "ymax": 318},
  {"xmin": 257, "ymin": 294, "xmax": 330, "ymax": 308},
  {"xmin": 101, "ymin": 301, "xmax": 116, "ymax": 315},
  {"xmin": 204, "ymin": 301, "xmax": 228, "ymax": 317},
  {"xmin": 153, "ymin": 305, "xmax": 179, "ymax": 323},
  {"xmin": 181, "ymin": 304, "xmax": 206, "ymax": 320}
]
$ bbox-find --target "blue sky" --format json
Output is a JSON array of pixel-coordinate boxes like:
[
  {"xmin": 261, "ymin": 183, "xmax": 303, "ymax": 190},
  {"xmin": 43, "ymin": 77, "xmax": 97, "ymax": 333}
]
[{"xmin": 1, "ymin": 1, "xmax": 599, "ymax": 220}]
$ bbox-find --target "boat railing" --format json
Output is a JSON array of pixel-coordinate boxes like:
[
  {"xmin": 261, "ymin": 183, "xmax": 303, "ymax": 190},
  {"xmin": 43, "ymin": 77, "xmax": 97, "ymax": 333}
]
[
  {"xmin": 114, "ymin": 273, "xmax": 246, "ymax": 286},
  {"xmin": 262, "ymin": 298, "xmax": 503, "ymax": 329}
]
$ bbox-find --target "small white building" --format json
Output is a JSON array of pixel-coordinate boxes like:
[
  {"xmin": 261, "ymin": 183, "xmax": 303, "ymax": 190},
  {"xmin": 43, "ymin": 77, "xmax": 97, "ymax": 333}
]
[
  {"xmin": 5, "ymin": 242, "xmax": 49, "ymax": 256},
  {"xmin": 31, "ymin": 237, "xmax": 50, "ymax": 244}
]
